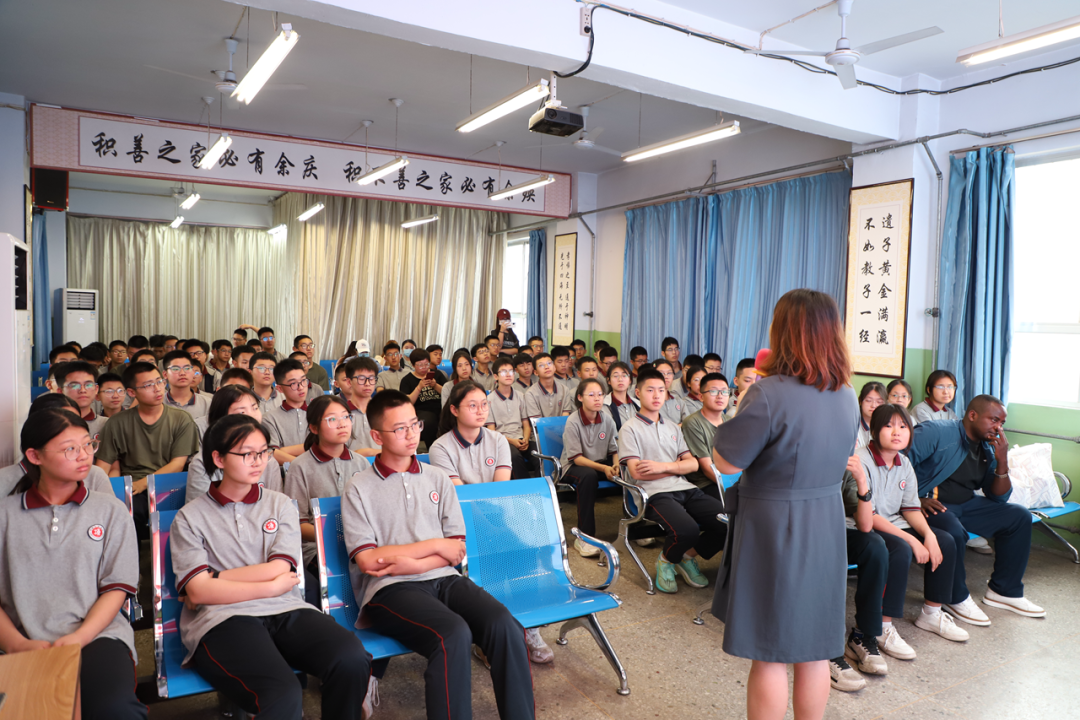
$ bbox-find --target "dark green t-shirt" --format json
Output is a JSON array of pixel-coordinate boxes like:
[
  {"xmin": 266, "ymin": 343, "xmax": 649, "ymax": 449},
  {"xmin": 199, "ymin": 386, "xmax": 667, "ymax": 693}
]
[
  {"xmin": 681, "ymin": 409, "xmax": 722, "ymax": 488},
  {"xmin": 97, "ymin": 405, "xmax": 200, "ymax": 480}
]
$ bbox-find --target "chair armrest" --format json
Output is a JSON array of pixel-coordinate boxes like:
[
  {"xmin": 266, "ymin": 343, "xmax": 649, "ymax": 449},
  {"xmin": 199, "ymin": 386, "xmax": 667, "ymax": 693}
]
[
  {"xmin": 533, "ymin": 451, "xmax": 562, "ymax": 479},
  {"xmin": 567, "ymin": 528, "xmax": 620, "ymax": 592},
  {"xmin": 1055, "ymin": 472, "xmax": 1073, "ymax": 500},
  {"xmin": 612, "ymin": 474, "xmax": 651, "ymax": 521}
]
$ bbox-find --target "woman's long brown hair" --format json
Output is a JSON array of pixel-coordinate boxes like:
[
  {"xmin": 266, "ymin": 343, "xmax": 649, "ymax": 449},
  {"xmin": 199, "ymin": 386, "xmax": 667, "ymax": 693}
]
[{"xmin": 760, "ymin": 288, "xmax": 852, "ymax": 391}]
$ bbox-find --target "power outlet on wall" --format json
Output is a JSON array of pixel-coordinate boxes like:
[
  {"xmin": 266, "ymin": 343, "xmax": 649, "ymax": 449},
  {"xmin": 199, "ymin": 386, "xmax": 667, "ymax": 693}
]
[{"xmin": 580, "ymin": 5, "xmax": 593, "ymax": 37}]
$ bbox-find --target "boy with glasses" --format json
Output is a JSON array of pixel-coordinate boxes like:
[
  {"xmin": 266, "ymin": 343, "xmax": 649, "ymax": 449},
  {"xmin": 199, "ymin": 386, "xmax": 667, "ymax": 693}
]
[
  {"xmin": 161, "ymin": 350, "xmax": 211, "ymax": 421},
  {"xmin": 55, "ymin": 361, "xmax": 107, "ymax": 439},
  {"xmin": 629, "ymin": 346, "xmax": 649, "ymax": 379},
  {"xmin": 249, "ymin": 352, "xmax": 282, "ymax": 410},
  {"xmin": 527, "ymin": 336, "xmax": 545, "ymax": 356},
  {"xmin": 264, "ymin": 359, "xmax": 313, "ymax": 449},
  {"xmin": 485, "ymin": 356, "xmax": 534, "ymax": 478},
  {"xmin": 96, "ymin": 361, "xmax": 199, "ymax": 537},
  {"xmin": 376, "ymin": 342, "xmax": 409, "ymax": 393},
  {"xmin": 524, "ymin": 352, "xmax": 574, "ymax": 420},
  {"xmin": 289, "ymin": 352, "xmax": 326, "ymax": 403},
  {"xmin": 161, "ymin": 336, "xmax": 178, "ymax": 354},
  {"xmin": 294, "ymin": 335, "xmax": 330, "ymax": 391},
  {"xmin": 105, "ymin": 341, "xmax": 128, "ymax": 373},
  {"xmin": 207, "ymin": 340, "xmax": 232, "ymax": 390},
  {"xmin": 680, "ymin": 373, "xmax": 731, "ymax": 501},
  {"xmin": 182, "ymin": 340, "xmax": 211, "ymax": 391},
  {"xmin": 94, "ymin": 372, "xmax": 127, "ymax": 420},
  {"xmin": 232, "ymin": 328, "xmax": 248, "ymax": 347},
  {"xmin": 342, "ymin": 357, "xmax": 381, "ymax": 457}
]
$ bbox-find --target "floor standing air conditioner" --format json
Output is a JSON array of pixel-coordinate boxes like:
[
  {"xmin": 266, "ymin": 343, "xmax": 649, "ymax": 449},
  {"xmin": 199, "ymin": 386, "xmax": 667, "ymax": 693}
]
[{"xmin": 58, "ymin": 288, "xmax": 99, "ymax": 347}]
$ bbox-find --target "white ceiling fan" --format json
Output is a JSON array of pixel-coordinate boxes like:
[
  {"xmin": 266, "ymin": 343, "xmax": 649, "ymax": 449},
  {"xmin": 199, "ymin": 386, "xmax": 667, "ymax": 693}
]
[{"xmin": 745, "ymin": 0, "xmax": 943, "ymax": 90}]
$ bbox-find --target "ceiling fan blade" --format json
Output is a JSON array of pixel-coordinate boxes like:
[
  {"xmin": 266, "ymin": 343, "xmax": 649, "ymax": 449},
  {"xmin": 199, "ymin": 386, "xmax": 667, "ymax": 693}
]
[
  {"xmin": 260, "ymin": 84, "xmax": 308, "ymax": 91},
  {"xmin": 744, "ymin": 48, "xmax": 828, "ymax": 57},
  {"xmin": 835, "ymin": 63, "xmax": 858, "ymax": 90},
  {"xmin": 854, "ymin": 26, "xmax": 943, "ymax": 56},
  {"xmin": 145, "ymin": 65, "xmax": 215, "ymax": 84},
  {"xmin": 593, "ymin": 145, "xmax": 623, "ymax": 157}
]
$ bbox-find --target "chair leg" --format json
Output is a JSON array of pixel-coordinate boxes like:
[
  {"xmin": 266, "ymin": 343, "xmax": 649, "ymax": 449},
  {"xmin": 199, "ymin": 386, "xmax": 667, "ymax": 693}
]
[
  {"xmin": 1035, "ymin": 521, "xmax": 1080, "ymax": 564},
  {"xmin": 557, "ymin": 613, "xmax": 630, "ymax": 696},
  {"xmin": 692, "ymin": 600, "xmax": 712, "ymax": 626},
  {"xmin": 619, "ymin": 519, "xmax": 654, "ymax": 595}
]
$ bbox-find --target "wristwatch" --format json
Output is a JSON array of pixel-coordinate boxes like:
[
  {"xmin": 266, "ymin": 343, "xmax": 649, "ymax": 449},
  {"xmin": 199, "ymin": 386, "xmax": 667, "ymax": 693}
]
[{"xmin": 857, "ymin": 488, "xmax": 873, "ymax": 502}]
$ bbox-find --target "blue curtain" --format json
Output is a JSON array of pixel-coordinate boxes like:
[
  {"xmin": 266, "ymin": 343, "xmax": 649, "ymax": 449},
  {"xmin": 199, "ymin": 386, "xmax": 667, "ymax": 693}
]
[
  {"xmin": 937, "ymin": 147, "xmax": 1014, "ymax": 411},
  {"xmin": 526, "ymin": 228, "xmax": 547, "ymax": 342},
  {"xmin": 621, "ymin": 171, "xmax": 851, "ymax": 365},
  {"xmin": 31, "ymin": 211, "xmax": 51, "ymax": 368}
]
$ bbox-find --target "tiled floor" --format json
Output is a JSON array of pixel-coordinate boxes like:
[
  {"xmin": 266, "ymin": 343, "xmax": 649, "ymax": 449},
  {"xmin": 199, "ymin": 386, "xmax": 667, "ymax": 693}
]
[{"xmin": 141, "ymin": 491, "xmax": 1080, "ymax": 719}]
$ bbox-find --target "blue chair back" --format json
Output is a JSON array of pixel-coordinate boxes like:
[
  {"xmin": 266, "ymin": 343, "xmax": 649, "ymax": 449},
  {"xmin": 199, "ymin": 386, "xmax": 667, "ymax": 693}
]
[
  {"xmin": 149, "ymin": 472, "xmax": 188, "ymax": 513},
  {"xmin": 31, "ymin": 367, "xmax": 49, "ymax": 386},
  {"xmin": 416, "ymin": 453, "xmax": 430, "ymax": 465},
  {"xmin": 720, "ymin": 472, "xmax": 741, "ymax": 490},
  {"xmin": 437, "ymin": 360, "xmax": 452, "ymax": 377},
  {"xmin": 30, "ymin": 386, "xmax": 48, "ymax": 400},
  {"xmin": 109, "ymin": 475, "xmax": 133, "ymax": 510},
  {"xmin": 320, "ymin": 360, "xmax": 337, "ymax": 385},
  {"xmin": 532, "ymin": 416, "xmax": 568, "ymax": 478}
]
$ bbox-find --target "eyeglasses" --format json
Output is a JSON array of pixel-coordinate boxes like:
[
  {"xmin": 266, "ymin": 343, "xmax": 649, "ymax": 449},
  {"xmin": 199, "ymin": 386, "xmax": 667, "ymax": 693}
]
[
  {"xmin": 51, "ymin": 439, "xmax": 100, "ymax": 461},
  {"xmin": 252, "ymin": 365, "xmax": 275, "ymax": 374},
  {"xmin": 703, "ymin": 388, "xmax": 731, "ymax": 397},
  {"xmin": 659, "ymin": 371, "xmax": 674, "ymax": 379},
  {"xmin": 379, "ymin": 420, "xmax": 424, "ymax": 438},
  {"xmin": 413, "ymin": 362, "xmax": 430, "ymax": 371},
  {"xmin": 101, "ymin": 387, "xmax": 125, "ymax": 397},
  {"xmin": 581, "ymin": 392, "xmax": 604, "ymax": 400},
  {"xmin": 299, "ymin": 359, "xmax": 312, "ymax": 368},
  {"xmin": 889, "ymin": 393, "xmax": 911, "ymax": 401},
  {"xmin": 227, "ymin": 448, "xmax": 273, "ymax": 465},
  {"xmin": 64, "ymin": 381, "xmax": 98, "ymax": 392},
  {"xmin": 665, "ymin": 346, "xmax": 680, "ymax": 352},
  {"xmin": 188, "ymin": 350, "xmax": 206, "ymax": 358},
  {"xmin": 193, "ymin": 371, "xmax": 202, "ymax": 379},
  {"xmin": 166, "ymin": 364, "xmax": 194, "ymax": 374},
  {"xmin": 610, "ymin": 372, "xmax": 630, "ymax": 381},
  {"xmin": 933, "ymin": 385, "xmax": 956, "ymax": 391},
  {"xmin": 298, "ymin": 343, "xmax": 314, "ymax": 350},
  {"xmin": 280, "ymin": 379, "xmax": 307, "ymax": 391},
  {"xmin": 261, "ymin": 336, "xmax": 274, "ymax": 342},
  {"xmin": 349, "ymin": 375, "xmax": 377, "ymax": 385},
  {"xmin": 136, "ymin": 378, "xmax": 166, "ymax": 391},
  {"xmin": 497, "ymin": 369, "xmax": 515, "ymax": 376},
  {"xmin": 323, "ymin": 415, "xmax": 353, "ymax": 429},
  {"xmin": 385, "ymin": 352, "xmax": 401, "ymax": 359},
  {"xmin": 463, "ymin": 402, "xmax": 489, "ymax": 413},
  {"xmin": 535, "ymin": 361, "xmax": 553, "ymax": 370}
]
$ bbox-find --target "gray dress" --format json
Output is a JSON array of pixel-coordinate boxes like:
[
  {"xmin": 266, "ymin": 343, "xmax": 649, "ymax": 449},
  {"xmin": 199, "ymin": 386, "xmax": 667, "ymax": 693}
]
[{"xmin": 711, "ymin": 374, "xmax": 858, "ymax": 663}]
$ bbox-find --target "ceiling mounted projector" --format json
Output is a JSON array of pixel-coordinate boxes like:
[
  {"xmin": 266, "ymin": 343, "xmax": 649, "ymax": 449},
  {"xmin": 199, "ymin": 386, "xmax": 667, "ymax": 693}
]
[{"xmin": 529, "ymin": 106, "xmax": 585, "ymax": 137}]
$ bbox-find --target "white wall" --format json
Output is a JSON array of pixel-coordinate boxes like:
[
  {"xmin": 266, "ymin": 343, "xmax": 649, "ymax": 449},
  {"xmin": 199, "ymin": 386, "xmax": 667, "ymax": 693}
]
[
  {"xmin": 0, "ymin": 92, "xmax": 27, "ymax": 241},
  {"xmin": 68, "ymin": 188, "xmax": 274, "ymax": 228}
]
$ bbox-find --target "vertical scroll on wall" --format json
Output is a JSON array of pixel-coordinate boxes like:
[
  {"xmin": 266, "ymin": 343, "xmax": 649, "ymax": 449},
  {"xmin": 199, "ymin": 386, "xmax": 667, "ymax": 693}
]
[
  {"xmin": 845, "ymin": 179, "xmax": 913, "ymax": 378},
  {"xmin": 551, "ymin": 233, "xmax": 577, "ymax": 347}
]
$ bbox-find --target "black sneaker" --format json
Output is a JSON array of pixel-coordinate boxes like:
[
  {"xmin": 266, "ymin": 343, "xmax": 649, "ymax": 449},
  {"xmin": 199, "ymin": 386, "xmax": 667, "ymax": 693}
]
[{"xmin": 844, "ymin": 628, "xmax": 888, "ymax": 675}]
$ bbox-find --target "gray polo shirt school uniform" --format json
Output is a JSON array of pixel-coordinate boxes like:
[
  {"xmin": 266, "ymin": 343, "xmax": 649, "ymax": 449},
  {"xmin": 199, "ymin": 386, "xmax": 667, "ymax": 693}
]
[
  {"xmin": 171, "ymin": 484, "xmax": 310, "ymax": 664},
  {"xmin": 856, "ymin": 444, "xmax": 920, "ymax": 529},
  {"xmin": 429, "ymin": 428, "xmax": 512, "ymax": 484},
  {"xmin": 514, "ymin": 377, "xmax": 537, "ymax": 392},
  {"xmin": 342, "ymin": 458, "xmax": 466, "ymax": 612},
  {"xmin": 524, "ymin": 381, "xmax": 575, "ymax": 419},
  {"xmin": 255, "ymin": 387, "xmax": 283, "ymax": 413},
  {"xmin": 305, "ymin": 382, "xmax": 325, "ymax": 403},
  {"xmin": 164, "ymin": 391, "xmax": 211, "ymax": 421},
  {"xmin": 912, "ymin": 400, "xmax": 957, "ymax": 425},
  {"xmin": 617, "ymin": 413, "xmax": 696, "ymax": 495},
  {"xmin": 485, "ymin": 386, "xmax": 527, "ymax": 440},
  {"xmin": 660, "ymin": 395, "xmax": 690, "ymax": 425},
  {"xmin": 0, "ymin": 484, "xmax": 139, "ymax": 659},
  {"xmin": 375, "ymin": 367, "xmax": 409, "ymax": 392},
  {"xmin": 263, "ymin": 400, "xmax": 311, "ymax": 449},
  {"xmin": 84, "ymin": 410, "xmax": 108, "ymax": 440},
  {"xmin": 560, "ymin": 409, "xmax": 618, "ymax": 479},
  {"xmin": 284, "ymin": 446, "xmax": 371, "ymax": 565},
  {"xmin": 554, "ymin": 374, "xmax": 578, "ymax": 395},
  {"xmin": 681, "ymin": 394, "xmax": 704, "ymax": 416},
  {"xmin": 602, "ymin": 395, "xmax": 639, "ymax": 428},
  {"xmin": 472, "ymin": 367, "xmax": 496, "ymax": 392},
  {"xmin": 0, "ymin": 462, "xmax": 112, "ymax": 499},
  {"xmin": 185, "ymin": 452, "xmax": 283, "ymax": 505},
  {"xmin": 346, "ymin": 399, "xmax": 379, "ymax": 450}
]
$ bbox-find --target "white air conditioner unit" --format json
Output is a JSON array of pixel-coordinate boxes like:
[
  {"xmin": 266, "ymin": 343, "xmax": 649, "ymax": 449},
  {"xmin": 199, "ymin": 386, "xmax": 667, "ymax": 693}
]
[{"xmin": 59, "ymin": 288, "xmax": 99, "ymax": 347}]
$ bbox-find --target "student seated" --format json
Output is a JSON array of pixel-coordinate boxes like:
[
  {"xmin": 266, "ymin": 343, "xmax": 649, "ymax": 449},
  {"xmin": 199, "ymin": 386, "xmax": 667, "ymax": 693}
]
[
  {"xmin": 660, "ymin": 337, "xmax": 683, "ymax": 380},
  {"xmin": 526, "ymin": 335, "xmax": 545, "ymax": 356},
  {"xmin": 550, "ymin": 346, "xmax": 576, "ymax": 392},
  {"xmin": 570, "ymin": 338, "xmax": 587, "ymax": 361},
  {"xmin": 484, "ymin": 334, "xmax": 503, "ymax": 362},
  {"xmin": 342, "ymin": 391, "xmax": 536, "ymax": 719},
  {"xmin": 618, "ymin": 368, "xmax": 727, "ymax": 593},
  {"xmin": 679, "ymin": 365, "xmax": 707, "ymax": 416},
  {"xmin": 513, "ymin": 352, "xmax": 536, "ymax": 390},
  {"xmin": 602, "ymin": 361, "xmax": 639, "ymax": 431},
  {"xmin": 887, "ymin": 379, "xmax": 914, "ymax": 412},
  {"xmin": 908, "ymin": 395, "xmax": 1044, "ymax": 624},
  {"xmin": 430, "ymin": 381, "xmax": 512, "ymax": 486},
  {"xmin": 559, "ymin": 378, "xmax": 619, "ymax": 557},
  {"xmin": 0, "ymin": 410, "xmax": 146, "ymax": 720},
  {"xmin": 426, "ymin": 344, "xmax": 444, "ymax": 368},
  {"xmin": 172, "ymin": 415, "xmax": 372, "ymax": 719},
  {"xmin": 79, "ymin": 343, "xmax": 109, "ymax": 374},
  {"xmin": 401, "ymin": 339, "xmax": 418, "ymax": 368},
  {"xmin": 653, "ymin": 359, "xmax": 689, "ymax": 425},
  {"xmin": 469, "ymin": 342, "xmax": 496, "ymax": 391},
  {"xmin": 294, "ymin": 335, "xmax": 329, "ymax": 391},
  {"xmin": 106, "ymin": 340, "xmax": 129, "ymax": 374},
  {"xmin": 912, "ymin": 370, "xmax": 959, "ymax": 424},
  {"xmin": 669, "ymin": 354, "xmax": 703, "ymax": 398},
  {"xmin": 593, "ymin": 339, "xmax": 610, "ymax": 357},
  {"xmin": 47, "ymin": 344, "xmax": 81, "ymax": 390},
  {"xmin": 207, "ymin": 340, "xmax": 232, "ymax": 390},
  {"xmin": 524, "ymin": 353, "xmax": 575, "ymax": 420},
  {"xmin": 162, "ymin": 350, "xmax": 212, "ymax": 420},
  {"xmin": 597, "ymin": 346, "xmax": 618, "ymax": 382},
  {"xmin": 232, "ymin": 327, "xmax": 248, "ymax": 347},
  {"xmin": 182, "ymin": 340, "xmax": 211, "ymax": 390},
  {"xmin": 702, "ymin": 353, "xmax": 723, "ymax": 375},
  {"xmin": 441, "ymin": 350, "xmax": 476, "ymax": 407},
  {"xmin": 628, "ymin": 346, "xmax": 649, "ymax": 379},
  {"xmin": 576, "ymin": 355, "xmax": 607, "ymax": 393},
  {"xmin": 484, "ymin": 357, "xmax": 535, "ymax": 478},
  {"xmin": 126, "ymin": 335, "xmax": 149, "ymax": 359},
  {"xmin": 185, "ymin": 386, "xmax": 283, "ymax": 504},
  {"xmin": 218, "ymin": 367, "xmax": 254, "ymax": 390},
  {"xmin": 252, "ymin": 326, "xmax": 285, "ymax": 362},
  {"xmin": 724, "ymin": 358, "xmax": 758, "ymax": 419},
  {"xmin": 55, "ymin": 360, "xmax": 108, "ymax": 438},
  {"xmin": 161, "ymin": 336, "xmax": 178, "ymax": 354},
  {"xmin": 231, "ymin": 345, "xmax": 257, "ymax": 373},
  {"xmin": 95, "ymin": 371, "xmax": 127, "ymax": 420},
  {"xmin": 375, "ymin": 342, "xmax": 409, "ymax": 392},
  {"xmin": 263, "ymin": 358, "xmax": 313, "ymax": 449},
  {"xmin": 857, "ymin": 381, "xmax": 886, "ymax": 449},
  {"xmin": 249, "ymin": 352, "xmax": 282, "ymax": 410},
  {"xmin": 95, "ymin": 362, "xmax": 200, "ymax": 538},
  {"xmin": 399, "ymin": 348, "xmax": 442, "ymax": 450},
  {"xmin": 340, "ymin": 357, "xmax": 381, "ymax": 457},
  {"xmin": 680, "ymin": 372, "xmax": 730, "ymax": 502}
]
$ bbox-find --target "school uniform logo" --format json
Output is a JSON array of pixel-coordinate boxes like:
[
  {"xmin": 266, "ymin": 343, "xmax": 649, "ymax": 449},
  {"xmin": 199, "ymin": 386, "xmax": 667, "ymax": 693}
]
[
  {"xmin": 485, "ymin": 457, "xmax": 495, "ymax": 467},
  {"xmin": 87, "ymin": 524, "xmax": 105, "ymax": 541},
  {"xmin": 429, "ymin": 491, "xmax": 440, "ymax": 504},
  {"xmin": 263, "ymin": 518, "xmax": 278, "ymax": 534},
  {"xmin": 671, "ymin": 434, "xmax": 677, "ymax": 441},
  {"xmin": 598, "ymin": 432, "xmax": 607, "ymax": 440},
  {"xmin": 899, "ymin": 481, "xmax": 906, "ymax": 490}
]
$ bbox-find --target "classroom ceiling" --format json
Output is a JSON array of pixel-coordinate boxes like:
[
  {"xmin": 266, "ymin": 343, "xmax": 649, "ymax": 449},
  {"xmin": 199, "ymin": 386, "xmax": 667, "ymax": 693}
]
[{"xmin": 663, "ymin": 0, "xmax": 1080, "ymax": 80}]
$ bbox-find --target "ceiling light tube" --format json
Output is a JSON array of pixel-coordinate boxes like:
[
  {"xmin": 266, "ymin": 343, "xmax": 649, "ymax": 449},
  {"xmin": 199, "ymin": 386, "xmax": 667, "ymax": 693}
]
[
  {"xmin": 356, "ymin": 156, "xmax": 409, "ymax": 185},
  {"xmin": 488, "ymin": 174, "xmax": 556, "ymax": 201},
  {"xmin": 198, "ymin": 133, "xmax": 232, "ymax": 169},
  {"xmin": 179, "ymin": 192, "xmax": 201, "ymax": 210},
  {"xmin": 297, "ymin": 202, "xmax": 325, "ymax": 221},
  {"xmin": 957, "ymin": 14, "xmax": 1080, "ymax": 65},
  {"xmin": 267, "ymin": 224, "xmax": 287, "ymax": 237},
  {"xmin": 457, "ymin": 79, "xmax": 550, "ymax": 133},
  {"xmin": 232, "ymin": 23, "xmax": 300, "ymax": 104},
  {"xmin": 622, "ymin": 121, "xmax": 741, "ymax": 163},
  {"xmin": 169, "ymin": 216, "xmax": 185, "ymax": 229},
  {"xmin": 402, "ymin": 213, "xmax": 439, "ymax": 229}
]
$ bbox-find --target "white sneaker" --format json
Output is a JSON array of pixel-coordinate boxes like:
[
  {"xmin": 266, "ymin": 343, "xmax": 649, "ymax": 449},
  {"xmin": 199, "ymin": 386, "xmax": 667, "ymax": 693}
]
[
  {"xmin": 915, "ymin": 608, "xmax": 970, "ymax": 642},
  {"xmin": 634, "ymin": 537, "xmax": 656, "ymax": 547},
  {"xmin": 362, "ymin": 676, "xmax": 379, "ymax": 720},
  {"xmin": 966, "ymin": 536, "xmax": 993, "ymax": 554},
  {"xmin": 829, "ymin": 656, "xmax": 866, "ymax": 692},
  {"xmin": 877, "ymin": 625, "xmax": 916, "ymax": 661},
  {"xmin": 575, "ymin": 537, "xmax": 601, "ymax": 558},
  {"xmin": 983, "ymin": 587, "xmax": 1046, "ymax": 618},
  {"xmin": 525, "ymin": 627, "xmax": 554, "ymax": 664},
  {"xmin": 944, "ymin": 595, "xmax": 992, "ymax": 626},
  {"xmin": 844, "ymin": 630, "xmax": 888, "ymax": 675}
]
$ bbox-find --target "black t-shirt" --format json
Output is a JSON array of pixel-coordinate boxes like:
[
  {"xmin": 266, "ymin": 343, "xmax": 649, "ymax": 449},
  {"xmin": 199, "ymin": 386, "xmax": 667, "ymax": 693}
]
[
  {"xmin": 936, "ymin": 439, "xmax": 988, "ymax": 504},
  {"xmin": 400, "ymin": 370, "xmax": 446, "ymax": 415},
  {"xmin": 494, "ymin": 326, "xmax": 520, "ymax": 353}
]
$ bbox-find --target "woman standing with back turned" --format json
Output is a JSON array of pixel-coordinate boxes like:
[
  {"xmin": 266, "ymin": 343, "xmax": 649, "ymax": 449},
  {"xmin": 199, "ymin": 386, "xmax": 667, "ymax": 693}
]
[{"xmin": 712, "ymin": 289, "xmax": 859, "ymax": 720}]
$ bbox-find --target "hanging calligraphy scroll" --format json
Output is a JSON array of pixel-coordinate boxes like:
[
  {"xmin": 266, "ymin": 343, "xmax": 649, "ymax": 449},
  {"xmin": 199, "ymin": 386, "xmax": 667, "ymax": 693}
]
[
  {"xmin": 845, "ymin": 179, "xmax": 913, "ymax": 378},
  {"xmin": 551, "ymin": 233, "xmax": 577, "ymax": 347}
]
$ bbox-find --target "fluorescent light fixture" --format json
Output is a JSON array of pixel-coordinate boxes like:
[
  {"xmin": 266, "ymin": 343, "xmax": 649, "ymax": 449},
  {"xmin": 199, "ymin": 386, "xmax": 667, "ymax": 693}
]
[
  {"xmin": 232, "ymin": 23, "xmax": 300, "ymax": 104},
  {"xmin": 622, "ymin": 121, "xmax": 741, "ymax": 163},
  {"xmin": 958, "ymin": 14, "xmax": 1080, "ymax": 65},
  {"xmin": 457, "ymin": 79, "xmax": 550, "ymax": 133},
  {"xmin": 267, "ymin": 224, "xmax": 287, "ymax": 237},
  {"xmin": 356, "ymin": 156, "xmax": 409, "ymax": 186},
  {"xmin": 297, "ymin": 203, "xmax": 325, "ymax": 221},
  {"xmin": 489, "ymin": 174, "xmax": 555, "ymax": 202},
  {"xmin": 169, "ymin": 216, "xmax": 185, "ymax": 229},
  {"xmin": 198, "ymin": 133, "xmax": 232, "ymax": 169},
  {"xmin": 402, "ymin": 213, "xmax": 439, "ymax": 229},
  {"xmin": 179, "ymin": 192, "xmax": 201, "ymax": 210}
]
